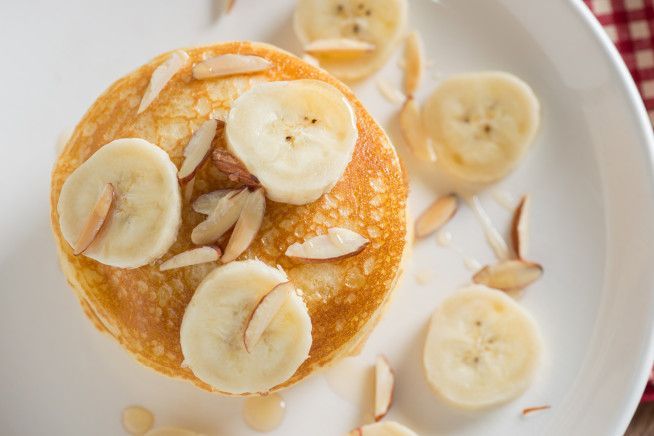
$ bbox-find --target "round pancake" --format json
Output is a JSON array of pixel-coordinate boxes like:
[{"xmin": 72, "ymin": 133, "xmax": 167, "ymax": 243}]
[{"xmin": 50, "ymin": 41, "xmax": 408, "ymax": 394}]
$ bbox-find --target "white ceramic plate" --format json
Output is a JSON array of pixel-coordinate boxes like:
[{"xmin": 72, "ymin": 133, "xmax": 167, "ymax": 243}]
[{"xmin": 1, "ymin": 0, "xmax": 653, "ymax": 434}]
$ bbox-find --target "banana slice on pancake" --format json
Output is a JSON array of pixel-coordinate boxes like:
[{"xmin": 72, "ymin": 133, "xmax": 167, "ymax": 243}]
[
  {"xmin": 294, "ymin": 0, "xmax": 407, "ymax": 80},
  {"xmin": 225, "ymin": 79, "xmax": 357, "ymax": 205},
  {"xmin": 422, "ymin": 71, "xmax": 540, "ymax": 183},
  {"xmin": 57, "ymin": 138, "xmax": 181, "ymax": 268},
  {"xmin": 423, "ymin": 285, "xmax": 543, "ymax": 409},
  {"xmin": 180, "ymin": 260, "xmax": 312, "ymax": 394}
]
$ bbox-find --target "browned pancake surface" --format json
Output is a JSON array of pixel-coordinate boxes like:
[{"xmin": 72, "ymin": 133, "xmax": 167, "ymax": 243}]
[{"xmin": 51, "ymin": 41, "xmax": 408, "ymax": 393}]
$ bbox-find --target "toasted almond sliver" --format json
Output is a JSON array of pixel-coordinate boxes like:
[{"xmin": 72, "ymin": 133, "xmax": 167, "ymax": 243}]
[
  {"xmin": 522, "ymin": 405, "xmax": 551, "ymax": 416},
  {"xmin": 192, "ymin": 188, "xmax": 240, "ymax": 215},
  {"xmin": 305, "ymin": 38, "xmax": 376, "ymax": 57},
  {"xmin": 511, "ymin": 194, "xmax": 530, "ymax": 259},
  {"xmin": 243, "ymin": 281, "xmax": 294, "ymax": 352},
  {"xmin": 159, "ymin": 246, "xmax": 221, "ymax": 271},
  {"xmin": 285, "ymin": 227, "xmax": 369, "ymax": 263},
  {"xmin": 191, "ymin": 188, "xmax": 249, "ymax": 245},
  {"xmin": 192, "ymin": 54, "xmax": 272, "ymax": 80},
  {"xmin": 415, "ymin": 194, "xmax": 458, "ymax": 239},
  {"xmin": 399, "ymin": 99, "xmax": 437, "ymax": 162},
  {"xmin": 377, "ymin": 79, "xmax": 405, "ymax": 105},
  {"xmin": 183, "ymin": 177, "xmax": 195, "ymax": 202},
  {"xmin": 374, "ymin": 355, "xmax": 395, "ymax": 422},
  {"xmin": 184, "ymin": 119, "xmax": 219, "ymax": 158},
  {"xmin": 472, "ymin": 260, "xmax": 543, "ymax": 292},
  {"xmin": 212, "ymin": 148, "xmax": 260, "ymax": 187},
  {"xmin": 221, "ymin": 188, "xmax": 266, "ymax": 263},
  {"xmin": 404, "ymin": 31, "xmax": 424, "ymax": 98},
  {"xmin": 73, "ymin": 183, "xmax": 115, "ymax": 255},
  {"xmin": 138, "ymin": 50, "xmax": 189, "ymax": 114},
  {"xmin": 178, "ymin": 122, "xmax": 216, "ymax": 182}
]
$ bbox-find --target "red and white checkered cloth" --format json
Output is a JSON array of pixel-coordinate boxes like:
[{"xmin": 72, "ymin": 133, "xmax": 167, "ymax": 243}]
[{"xmin": 584, "ymin": 0, "xmax": 654, "ymax": 402}]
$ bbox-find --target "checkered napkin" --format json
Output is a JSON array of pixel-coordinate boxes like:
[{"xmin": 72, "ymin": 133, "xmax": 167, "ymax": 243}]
[{"xmin": 583, "ymin": 0, "xmax": 654, "ymax": 402}]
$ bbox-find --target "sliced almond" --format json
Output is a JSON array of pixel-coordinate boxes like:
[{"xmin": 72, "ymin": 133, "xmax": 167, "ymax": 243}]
[
  {"xmin": 522, "ymin": 405, "xmax": 551, "ymax": 416},
  {"xmin": 404, "ymin": 31, "xmax": 424, "ymax": 98},
  {"xmin": 159, "ymin": 246, "xmax": 221, "ymax": 271},
  {"xmin": 183, "ymin": 177, "xmax": 196, "ymax": 202},
  {"xmin": 224, "ymin": 0, "xmax": 235, "ymax": 13},
  {"xmin": 305, "ymin": 38, "xmax": 375, "ymax": 58},
  {"xmin": 399, "ymin": 98, "xmax": 437, "ymax": 162},
  {"xmin": 211, "ymin": 148, "xmax": 260, "ymax": 187},
  {"xmin": 192, "ymin": 54, "xmax": 272, "ymax": 80},
  {"xmin": 243, "ymin": 281, "xmax": 294, "ymax": 352},
  {"xmin": 178, "ymin": 120, "xmax": 217, "ymax": 182},
  {"xmin": 138, "ymin": 50, "xmax": 189, "ymax": 114},
  {"xmin": 191, "ymin": 188, "xmax": 248, "ymax": 245},
  {"xmin": 415, "ymin": 194, "xmax": 458, "ymax": 239},
  {"xmin": 472, "ymin": 260, "xmax": 543, "ymax": 292},
  {"xmin": 192, "ymin": 188, "xmax": 240, "ymax": 215},
  {"xmin": 511, "ymin": 194, "xmax": 530, "ymax": 259},
  {"xmin": 377, "ymin": 78, "xmax": 405, "ymax": 105},
  {"xmin": 285, "ymin": 227, "xmax": 369, "ymax": 263},
  {"xmin": 72, "ymin": 183, "xmax": 115, "ymax": 255},
  {"xmin": 221, "ymin": 188, "xmax": 266, "ymax": 263},
  {"xmin": 374, "ymin": 355, "xmax": 395, "ymax": 421}
]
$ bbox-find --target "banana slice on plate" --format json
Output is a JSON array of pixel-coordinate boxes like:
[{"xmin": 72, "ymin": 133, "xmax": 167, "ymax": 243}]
[
  {"xmin": 423, "ymin": 285, "xmax": 543, "ymax": 409},
  {"xmin": 294, "ymin": 0, "xmax": 407, "ymax": 80},
  {"xmin": 180, "ymin": 260, "xmax": 312, "ymax": 394},
  {"xmin": 225, "ymin": 79, "xmax": 357, "ymax": 205},
  {"xmin": 57, "ymin": 138, "xmax": 181, "ymax": 268},
  {"xmin": 422, "ymin": 71, "xmax": 540, "ymax": 183}
]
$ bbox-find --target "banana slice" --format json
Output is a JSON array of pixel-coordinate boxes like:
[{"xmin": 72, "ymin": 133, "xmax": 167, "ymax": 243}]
[
  {"xmin": 57, "ymin": 138, "xmax": 181, "ymax": 268},
  {"xmin": 180, "ymin": 260, "xmax": 312, "ymax": 394},
  {"xmin": 225, "ymin": 80, "xmax": 357, "ymax": 205},
  {"xmin": 423, "ymin": 285, "xmax": 543, "ymax": 409},
  {"xmin": 294, "ymin": 0, "xmax": 407, "ymax": 80},
  {"xmin": 422, "ymin": 72, "xmax": 540, "ymax": 183}
]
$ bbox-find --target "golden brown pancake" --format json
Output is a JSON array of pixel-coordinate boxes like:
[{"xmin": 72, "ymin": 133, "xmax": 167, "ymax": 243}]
[{"xmin": 50, "ymin": 41, "xmax": 408, "ymax": 394}]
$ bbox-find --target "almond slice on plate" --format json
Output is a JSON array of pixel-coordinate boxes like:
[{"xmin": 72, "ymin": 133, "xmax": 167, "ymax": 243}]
[
  {"xmin": 522, "ymin": 405, "xmax": 551, "ymax": 416},
  {"xmin": 472, "ymin": 260, "xmax": 543, "ymax": 292},
  {"xmin": 285, "ymin": 227, "xmax": 369, "ymax": 263},
  {"xmin": 349, "ymin": 421, "xmax": 418, "ymax": 436},
  {"xmin": 511, "ymin": 194, "xmax": 530, "ymax": 259},
  {"xmin": 243, "ymin": 281, "xmax": 294, "ymax": 352},
  {"xmin": 404, "ymin": 31, "xmax": 424, "ymax": 98},
  {"xmin": 159, "ymin": 246, "xmax": 221, "ymax": 271},
  {"xmin": 138, "ymin": 50, "xmax": 189, "ymax": 114},
  {"xmin": 374, "ymin": 355, "xmax": 395, "ymax": 421},
  {"xmin": 305, "ymin": 38, "xmax": 376, "ymax": 58},
  {"xmin": 191, "ymin": 188, "xmax": 249, "ymax": 245},
  {"xmin": 72, "ymin": 183, "xmax": 115, "ymax": 255},
  {"xmin": 192, "ymin": 188, "xmax": 241, "ymax": 215},
  {"xmin": 377, "ymin": 78, "xmax": 405, "ymax": 105},
  {"xmin": 192, "ymin": 54, "xmax": 272, "ymax": 80},
  {"xmin": 399, "ymin": 98, "xmax": 437, "ymax": 162},
  {"xmin": 224, "ymin": 0, "xmax": 235, "ymax": 13},
  {"xmin": 212, "ymin": 148, "xmax": 260, "ymax": 187},
  {"xmin": 221, "ymin": 188, "xmax": 266, "ymax": 263},
  {"xmin": 415, "ymin": 194, "xmax": 458, "ymax": 239},
  {"xmin": 178, "ymin": 120, "xmax": 217, "ymax": 182}
]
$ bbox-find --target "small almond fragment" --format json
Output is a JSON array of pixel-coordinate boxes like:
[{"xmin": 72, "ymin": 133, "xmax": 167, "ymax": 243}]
[
  {"xmin": 191, "ymin": 188, "xmax": 248, "ymax": 245},
  {"xmin": 72, "ymin": 183, "xmax": 115, "ymax": 255},
  {"xmin": 305, "ymin": 38, "xmax": 375, "ymax": 58},
  {"xmin": 178, "ymin": 120, "xmax": 218, "ymax": 182},
  {"xmin": 374, "ymin": 355, "xmax": 395, "ymax": 421},
  {"xmin": 243, "ymin": 281, "xmax": 294, "ymax": 352},
  {"xmin": 159, "ymin": 246, "xmax": 221, "ymax": 271},
  {"xmin": 183, "ymin": 177, "xmax": 196, "ymax": 202},
  {"xmin": 472, "ymin": 260, "xmax": 543, "ymax": 292},
  {"xmin": 221, "ymin": 188, "xmax": 266, "ymax": 263},
  {"xmin": 404, "ymin": 31, "xmax": 424, "ymax": 98},
  {"xmin": 192, "ymin": 54, "xmax": 272, "ymax": 80},
  {"xmin": 522, "ymin": 405, "xmax": 551, "ymax": 416},
  {"xmin": 415, "ymin": 194, "xmax": 458, "ymax": 239},
  {"xmin": 138, "ymin": 50, "xmax": 189, "ymax": 114},
  {"xmin": 350, "ymin": 421, "xmax": 418, "ymax": 436},
  {"xmin": 192, "ymin": 188, "xmax": 240, "ymax": 215},
  {"xmin": 377, "ymin": 78, "xmax": 405, "ymax": 105},
  {"xmin": 399, "ymin": 98, "xmax": 437, "ymax": 162},
  {"xmin": 224, "ymin": 0, "xmax": 235, "ymax": 13},
  {"xmin": 511, "ymin": 194, "xmax": 530, "ymax": 259},
  {"xmin": 285, "ymin": 227, "xmax": 369, "ymax": 263},
  {"xmin": 212, "ymin": 148, "xmax": 260, "ymax": 187}
]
